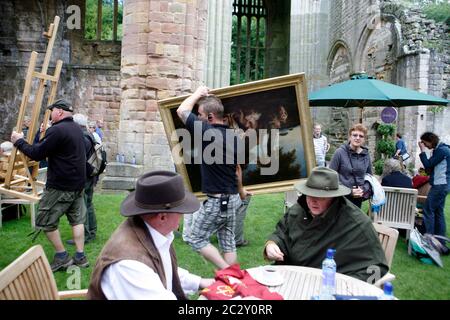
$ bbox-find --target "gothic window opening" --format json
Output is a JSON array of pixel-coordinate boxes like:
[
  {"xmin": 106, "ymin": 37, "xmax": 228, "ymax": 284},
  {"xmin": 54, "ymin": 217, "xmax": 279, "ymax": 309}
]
[
  {"xmin": 231, "ymin": 0, "xmax": 267, "ymax": 85},
  {"xmin": 85, "ymin": 0, "xmax": 123, "ymax": 41}
]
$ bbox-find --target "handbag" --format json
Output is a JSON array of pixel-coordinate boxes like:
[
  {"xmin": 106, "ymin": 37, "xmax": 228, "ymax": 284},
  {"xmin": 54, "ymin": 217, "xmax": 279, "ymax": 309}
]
[
  {"xmin": 401, "ymin": 152, "xmax": 410, "ymax": 161},
  {"xmin": 409, "ymin": 228, "xmax": 443, "ymax": 267}
]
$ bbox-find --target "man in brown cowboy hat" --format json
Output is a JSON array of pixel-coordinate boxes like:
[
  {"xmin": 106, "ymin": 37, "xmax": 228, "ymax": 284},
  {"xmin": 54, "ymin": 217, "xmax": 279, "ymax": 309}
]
[
  {"xmin": 264, "ymin": 167, "xmax": 388, "ymax": 282},
  {"xmin": 87, "ymin": 170, "xmax": 214, "ymax": 299}
]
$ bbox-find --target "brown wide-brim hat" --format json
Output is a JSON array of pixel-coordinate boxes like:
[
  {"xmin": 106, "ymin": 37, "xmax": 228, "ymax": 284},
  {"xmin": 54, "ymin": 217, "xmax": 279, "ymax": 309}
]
[
  {"xmin": 295, "ymin": 167, "xmax": 351, "ymax": 198},
  {"xmin": 120, "ymin": 170, "xmax": 200, "ymax": 216}
]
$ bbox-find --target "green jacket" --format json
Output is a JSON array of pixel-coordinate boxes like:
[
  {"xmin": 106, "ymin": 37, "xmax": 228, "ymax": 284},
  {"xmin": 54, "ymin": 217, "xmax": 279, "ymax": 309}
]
[{"xmin": 268, "ymin": 196, "xmax": 388, "ymax": 282}]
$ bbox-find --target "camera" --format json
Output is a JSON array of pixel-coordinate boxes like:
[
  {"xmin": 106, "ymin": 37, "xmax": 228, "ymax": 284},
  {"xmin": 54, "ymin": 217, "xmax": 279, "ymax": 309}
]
[{"xmin": 220, "ymin": 194, "xmax": 229, "ymax": 212}]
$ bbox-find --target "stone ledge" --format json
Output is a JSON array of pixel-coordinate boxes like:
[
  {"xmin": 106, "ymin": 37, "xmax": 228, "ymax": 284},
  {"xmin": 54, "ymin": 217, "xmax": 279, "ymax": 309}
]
[
  {"xmin": 101, "ymin": 176, "xmax": 137, "ymax": 191},
  {"xmin": 105, "ymin": 162, "xmax": 144, "ymax": 177}
]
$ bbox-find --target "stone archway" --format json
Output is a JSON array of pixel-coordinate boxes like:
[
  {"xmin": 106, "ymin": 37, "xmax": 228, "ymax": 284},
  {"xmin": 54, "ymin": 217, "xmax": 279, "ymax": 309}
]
[
  {"xmin": 355, "ymin": 15, "xmax": 402, "ymax": 82},
  {"xmin": 319, "ymin": 41, "xmax": 353, "ymax": 150},
  {"xmin": 327, "ymin": 41, "xmax": 352, "ymax": 84}
]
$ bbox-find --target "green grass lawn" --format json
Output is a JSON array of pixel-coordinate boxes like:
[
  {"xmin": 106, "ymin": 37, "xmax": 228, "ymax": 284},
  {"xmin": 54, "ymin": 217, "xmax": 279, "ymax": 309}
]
[{"xmin": 0, "ymin": 192, "xmax": 449, "ymax": 299}]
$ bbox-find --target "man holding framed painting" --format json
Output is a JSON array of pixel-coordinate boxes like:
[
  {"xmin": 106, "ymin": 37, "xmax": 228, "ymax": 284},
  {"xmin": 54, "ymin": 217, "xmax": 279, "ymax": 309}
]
[
  {"xmin": 176, "ymin": 86, "xmax": 241, "ymax": 269},
  {"xmin": 158, "ymin": 73, "xmax": 316, "ymax": 198}
]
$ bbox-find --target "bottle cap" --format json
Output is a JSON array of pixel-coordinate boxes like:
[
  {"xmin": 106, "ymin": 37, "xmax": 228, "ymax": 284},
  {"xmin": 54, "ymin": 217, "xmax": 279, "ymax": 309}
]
[
  {"xmin": 326, "ymin": 248, "xmax": 335, "ymax": 259},
  {"xmin": 383, "ymin": 282, "xmax": 393, "ymax": 295}
]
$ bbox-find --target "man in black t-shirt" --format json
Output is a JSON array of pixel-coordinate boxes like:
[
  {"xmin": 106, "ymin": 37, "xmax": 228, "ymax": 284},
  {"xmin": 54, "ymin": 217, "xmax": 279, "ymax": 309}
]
[{"xmin": 177, "ymin": 86, "xmax": 241, "ymax": 269}]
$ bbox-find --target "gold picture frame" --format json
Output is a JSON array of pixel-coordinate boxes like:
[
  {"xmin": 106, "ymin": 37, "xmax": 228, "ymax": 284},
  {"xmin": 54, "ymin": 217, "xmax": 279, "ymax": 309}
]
[{"xmin": 158, "ymin": 73, "xmax": 315, "ymax": 196}]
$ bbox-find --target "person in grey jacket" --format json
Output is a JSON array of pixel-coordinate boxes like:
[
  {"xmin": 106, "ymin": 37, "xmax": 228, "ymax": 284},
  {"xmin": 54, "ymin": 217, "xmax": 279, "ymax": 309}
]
[{"xmin": 329, "ymin": 124, "xmax": 372, "ymax": 208}]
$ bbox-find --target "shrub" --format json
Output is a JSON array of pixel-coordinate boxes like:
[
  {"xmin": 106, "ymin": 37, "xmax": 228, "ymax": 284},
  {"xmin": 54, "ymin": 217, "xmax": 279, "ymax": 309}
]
[
  {"xmin": 377, "ymin": 124, "xmax": 396, "ymax": 137},
  {"xmin": 376, "ymin": 139, "xmax": 396, "ymax": 156},
  {"xmin": 374, "ymin": 158, "xmax": 385, "ymax": 176}
]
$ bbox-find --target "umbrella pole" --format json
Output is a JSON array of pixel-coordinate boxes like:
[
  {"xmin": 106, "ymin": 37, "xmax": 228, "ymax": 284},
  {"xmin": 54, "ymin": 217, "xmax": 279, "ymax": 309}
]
[{"xmin": 359, "ymin": 107, "xmax": 363, "ymax": 123}]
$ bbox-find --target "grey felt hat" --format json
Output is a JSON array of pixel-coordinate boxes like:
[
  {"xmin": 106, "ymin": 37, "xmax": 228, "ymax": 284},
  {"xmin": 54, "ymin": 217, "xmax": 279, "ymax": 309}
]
[{"xmin": 295, "ymin": 167, "xmax": 351, "ymax": 198}]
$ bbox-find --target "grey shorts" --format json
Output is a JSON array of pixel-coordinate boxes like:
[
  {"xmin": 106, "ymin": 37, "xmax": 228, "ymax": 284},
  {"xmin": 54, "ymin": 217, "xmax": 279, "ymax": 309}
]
[
  {"xmin": 189, "ymin": 193, "xmax": 241, "ymax": 253},
  {"xmin": 36, "ymin": 187, "xmax": 85, "ymax": 232}
]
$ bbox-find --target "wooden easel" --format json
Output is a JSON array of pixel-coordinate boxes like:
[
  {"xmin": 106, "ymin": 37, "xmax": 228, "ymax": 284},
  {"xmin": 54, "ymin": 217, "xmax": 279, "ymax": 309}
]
[{"xmin": 0, "ymin": 16, "xmax": 63, "ymax": 202}]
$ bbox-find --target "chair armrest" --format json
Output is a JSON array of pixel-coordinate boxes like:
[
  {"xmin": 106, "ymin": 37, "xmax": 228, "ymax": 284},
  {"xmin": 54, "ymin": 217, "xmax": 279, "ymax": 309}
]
[
  {"xmin": 416, "ymin": 195, "xmax": 427, "ymax": 204},
  {"xmin": 58, "ymin": 289, "xmax": 88, "ymax": 299},
  {"xmin": 373, "ymin": 272, "xmax": 396, "ymax": 288}
]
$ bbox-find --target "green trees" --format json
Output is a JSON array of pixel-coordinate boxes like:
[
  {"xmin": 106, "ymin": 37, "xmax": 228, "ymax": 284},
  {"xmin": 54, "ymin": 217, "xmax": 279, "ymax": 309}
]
[
  {"xmin": 230, "ymin": 16, "xmax": 266, "ymax": 85},
  {"xmin": 400, "ymin": 0, "xmax": 450, "ymax": 25},
  {"xmin": 85, "ymin": 0, "xmax": 123, "ymax": 41}
]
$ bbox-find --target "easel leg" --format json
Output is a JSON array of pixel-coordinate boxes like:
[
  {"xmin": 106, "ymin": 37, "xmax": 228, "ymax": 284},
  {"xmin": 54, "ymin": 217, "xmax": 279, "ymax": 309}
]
[{"xmin": 31, "ymin": 203, "xmax": 36, "ymax": 229}]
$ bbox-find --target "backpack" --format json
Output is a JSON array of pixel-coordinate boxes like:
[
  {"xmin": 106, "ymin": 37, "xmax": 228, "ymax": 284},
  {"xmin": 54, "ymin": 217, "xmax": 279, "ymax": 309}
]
[
  {"xmin": 409, "ymin": 228, "xmax": 444, "ymax": 267},
  {"xmin": 86, "ymin": 134, "xmax": 107, "ymax": 176}
]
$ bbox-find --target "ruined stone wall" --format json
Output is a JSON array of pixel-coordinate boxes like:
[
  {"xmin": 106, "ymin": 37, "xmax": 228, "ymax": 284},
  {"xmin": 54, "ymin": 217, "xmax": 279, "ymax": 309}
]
[
  {"xmin": 381, "ymin": 0, "xmax": 450, "ymax": 162},
  {"xmin": 64, "ymin": 68, "xmax": 121, "ymax": 157},
  {"xmin": 321, "ymin": 0, "xmax": 449, "ymax": 168},
  {"xmin": 0, "ymin": 0, "xmax": 61, "ymax": 141},
  {"xmin": 0, "ymin": 0, "xmax": 121, "ymax": 162}
]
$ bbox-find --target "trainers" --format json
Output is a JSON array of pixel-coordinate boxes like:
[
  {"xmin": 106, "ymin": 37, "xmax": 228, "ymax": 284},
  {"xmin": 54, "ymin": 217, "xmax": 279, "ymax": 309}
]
[
  {"xmin": 236, "ymin": 239, "xmax": 249, "ymax": 247},
  {"xmin": 73, "ymin": 255, "xmax": 89, "ymax": 268},
  {"xmin": 50, "ymin": 254, "xmax": 73, "ymax": 272}
]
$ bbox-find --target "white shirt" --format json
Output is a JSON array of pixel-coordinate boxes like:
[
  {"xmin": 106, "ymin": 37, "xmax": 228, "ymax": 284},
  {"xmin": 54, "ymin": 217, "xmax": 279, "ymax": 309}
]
[
  {"xmin": 100, "ymin": 222, "xmax": 201, "ymax": 300},
  {"xmin": 313, "ymin": 135, "xmax": 328, "ymax": 161},
  {"xmin": 92, "ymin": 131, "xmax": 102, "ymax": 144}
]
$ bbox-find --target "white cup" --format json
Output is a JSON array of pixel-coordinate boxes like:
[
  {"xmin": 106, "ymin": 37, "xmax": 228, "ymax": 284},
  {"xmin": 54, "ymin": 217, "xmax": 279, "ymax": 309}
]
[{"xmin": 261, "ymin": 266, "xmax": 279, "ymax": 282}]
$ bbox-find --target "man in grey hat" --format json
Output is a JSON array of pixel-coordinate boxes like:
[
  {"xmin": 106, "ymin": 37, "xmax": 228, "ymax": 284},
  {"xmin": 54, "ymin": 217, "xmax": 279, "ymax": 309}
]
[
  {"xmin": 87, "ymin": 170, "xmax": 214, "ymax": 300},
  {"xmin": 264, "ymin": 167, "xmax": 388, "ymax": 282},
  {"xmin": 11, "ymin": 99, "xmax": 88, "ymax": 272}
]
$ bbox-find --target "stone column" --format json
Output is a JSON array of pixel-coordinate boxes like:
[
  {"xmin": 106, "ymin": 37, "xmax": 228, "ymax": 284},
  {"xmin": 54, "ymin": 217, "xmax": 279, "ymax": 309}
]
[
  {"xmin": 290, "ymin": 0, "xmax": 331, "ymax": 92},
  {"xmin": 204, "ymin": 0, "xmax": 233, "ymax": 88},
  {"xmin": 105, "ymin": 0, "xmax": 208, "ymax": 190},
  {"xmin": 397, "ymin": 50, "xmax": 430, "ymax": 170},
  {"xmin": 119, "ymin": 0, "xmax": 150, "ymax": 166}
]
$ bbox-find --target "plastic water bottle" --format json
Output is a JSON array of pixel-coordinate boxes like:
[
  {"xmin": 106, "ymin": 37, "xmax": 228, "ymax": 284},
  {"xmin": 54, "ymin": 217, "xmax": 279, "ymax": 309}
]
[
  {"xmin": 116, "ymin": 153, "xmax": 120, "ymax": 162},
  {"xmin": 131, "ymin": 154, "xmax": 136, "ymax": 165},
  {"xmin": 120, "ymin": 153, "xmax": 125, "ymax": 163},
  {"xmin": 319, "ymin": 248, "xmax": 336, "ymax": 300},
  {"xmin": 379, "ymin": 282, "xmax": 395, "ymax": 300}
]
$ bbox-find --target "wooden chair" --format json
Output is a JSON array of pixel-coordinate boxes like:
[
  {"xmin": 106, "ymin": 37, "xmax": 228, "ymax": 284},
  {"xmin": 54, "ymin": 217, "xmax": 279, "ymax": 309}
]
[
  {"xmin": 370, "ymin": 186, "xmax": 417, "ymax": 254},
  {"xmin": 284, "ymin": 190, "xmax": 299, "ymax": 213},
  {"xmin": 0, "ymin": 245, "xmax": 87, "ymax": 300},
  {"xmin": 372, "ymin": 223, "xmax": 399, "ymax": 288}
]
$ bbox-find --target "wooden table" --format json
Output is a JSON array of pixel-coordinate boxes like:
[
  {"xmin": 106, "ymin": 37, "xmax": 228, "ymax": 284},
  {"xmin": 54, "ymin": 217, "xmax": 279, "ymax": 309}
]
[{"xmin": 246, "ymin": 265, "xmax": 384, "ymax": 300}]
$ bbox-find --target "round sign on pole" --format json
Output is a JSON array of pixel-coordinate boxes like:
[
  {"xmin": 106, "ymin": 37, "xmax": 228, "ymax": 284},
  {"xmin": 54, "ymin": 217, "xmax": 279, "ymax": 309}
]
[{"xmin": 381, "ymin": 107, "xmax": 398, "ymax": 123}]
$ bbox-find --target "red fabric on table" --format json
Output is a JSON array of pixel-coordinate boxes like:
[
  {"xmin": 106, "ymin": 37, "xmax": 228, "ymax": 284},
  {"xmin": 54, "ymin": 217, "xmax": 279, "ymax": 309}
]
[{"xmin": 200, "ymin": 264, "xmax": 283, "ymax": 300}]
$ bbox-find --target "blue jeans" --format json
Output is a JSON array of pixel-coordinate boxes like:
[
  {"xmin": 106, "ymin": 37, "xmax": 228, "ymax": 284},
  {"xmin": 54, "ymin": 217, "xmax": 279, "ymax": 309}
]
[{"xmin": 423, "ymin": 184, "xmax": 448, "ymax": 244}]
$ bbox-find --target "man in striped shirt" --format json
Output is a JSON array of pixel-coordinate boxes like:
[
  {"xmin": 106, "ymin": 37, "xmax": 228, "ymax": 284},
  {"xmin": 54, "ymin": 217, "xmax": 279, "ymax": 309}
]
[{"xmin": 313, "ymin": 123, "xmax": 330, "ymax": 167}]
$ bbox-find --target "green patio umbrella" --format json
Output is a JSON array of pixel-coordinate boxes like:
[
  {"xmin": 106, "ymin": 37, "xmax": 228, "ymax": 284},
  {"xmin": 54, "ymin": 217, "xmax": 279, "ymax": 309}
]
[{"xmin": 309, "ymin": 73, "xmax": 449, "ymax": 122}]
